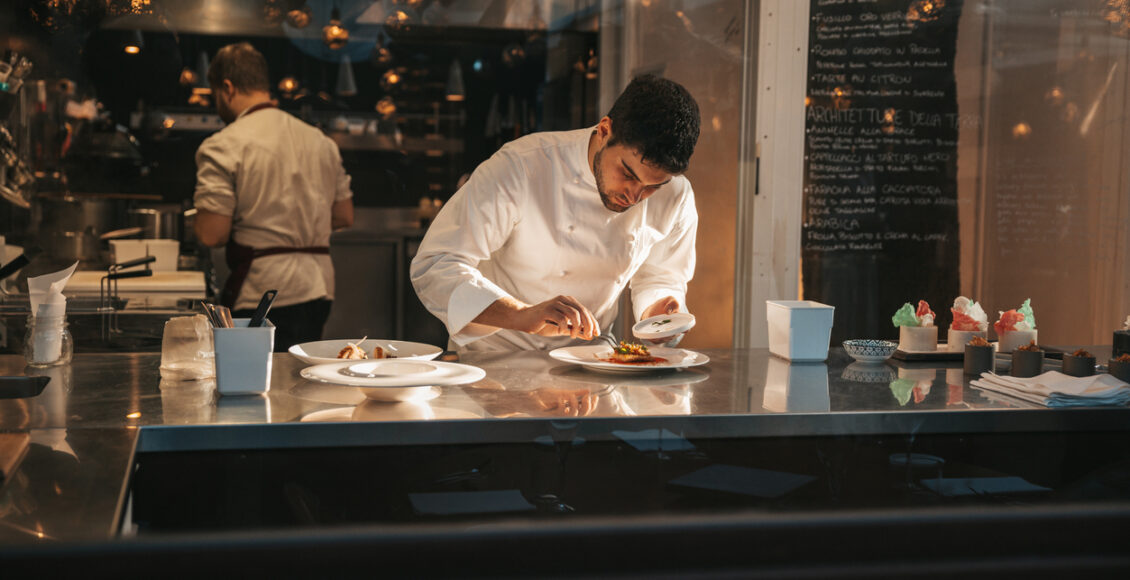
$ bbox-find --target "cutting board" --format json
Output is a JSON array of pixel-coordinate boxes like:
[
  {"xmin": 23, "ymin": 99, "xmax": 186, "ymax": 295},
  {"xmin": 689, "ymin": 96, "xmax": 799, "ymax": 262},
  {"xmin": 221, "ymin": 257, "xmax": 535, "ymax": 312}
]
[
  {"xmin": 65, "ymin": 271, "xmax": 206, "ymax": 294},
  {"xmin": 0, "ymin": 432, "xmax": 31, "ymax": 481}
]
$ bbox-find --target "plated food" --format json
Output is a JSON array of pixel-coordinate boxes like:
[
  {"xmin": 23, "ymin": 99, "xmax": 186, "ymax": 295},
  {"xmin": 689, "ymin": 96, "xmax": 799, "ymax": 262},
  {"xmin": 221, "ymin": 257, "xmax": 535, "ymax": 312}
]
[
  {"xmin": 336, "ymin": 337, "xmax": 397, "ymax": 360},
  {"xmin": 549, "ymin": 345, "xmax": 709, "ymax": 373},
  {"xmin": 606, "ymin": 341, "xmax": 662, "ymax": 364},
  {"xmin": 290, "ymin": 339, "xmax": 443, "ymax": 366}
]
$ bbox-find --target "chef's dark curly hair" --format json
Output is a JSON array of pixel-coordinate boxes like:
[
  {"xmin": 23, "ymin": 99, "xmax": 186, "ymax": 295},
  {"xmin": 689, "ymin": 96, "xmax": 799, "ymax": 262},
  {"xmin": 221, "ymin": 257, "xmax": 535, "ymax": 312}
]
[
  {"xmin": 208, "ymin": 42, "xmax": 270, "ymax": 94},
  {"xmin": 606, "ymin": 75, "xmax": 700, "ymax": 174}
]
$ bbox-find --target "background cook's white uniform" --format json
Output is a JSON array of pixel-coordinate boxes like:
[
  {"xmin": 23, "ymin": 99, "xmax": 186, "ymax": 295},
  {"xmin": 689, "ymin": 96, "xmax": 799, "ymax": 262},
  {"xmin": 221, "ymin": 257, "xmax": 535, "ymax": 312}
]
[{"xmin": 411, "ymin": 127, "xmax": 697, "ymax": 351}]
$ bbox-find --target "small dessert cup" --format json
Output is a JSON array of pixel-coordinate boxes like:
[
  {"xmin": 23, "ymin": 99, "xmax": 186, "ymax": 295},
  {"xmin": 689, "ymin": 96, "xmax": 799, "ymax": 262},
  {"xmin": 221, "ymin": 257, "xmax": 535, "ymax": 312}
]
[
  {"xmin": 1108, "ymin": 358, "xmax": 1130, "ymax": 383},
  {"xmin": 947, "ymin": 329, "xmax": 986, "ymax": 352},
  {"xmin": 898, "ymin": 325, "xmax": 938, "ymax": 352},
  {"xmin": 1061, "ymin": 353, "xmax": 1096, "ymax": 378},
  {"xmin": 964, "ymin": 343, "xmax": 995, "ymax": 376},
  {"xmin": 998, "ymin": 329, "xmax": 1037, "ymax": 353},
  {"xmin": 1113, "ymin": 330, "xmax": 1130, "ymax": 358},
  {"xmin": 1010, "ymin": 349, "xmax": 1044, "ymax": 378}
]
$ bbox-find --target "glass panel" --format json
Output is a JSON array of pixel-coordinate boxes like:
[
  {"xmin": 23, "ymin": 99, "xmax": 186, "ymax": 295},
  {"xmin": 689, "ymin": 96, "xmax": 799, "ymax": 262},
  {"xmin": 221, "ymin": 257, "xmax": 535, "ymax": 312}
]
[{"xmin": 801, "ymin": 0, "xmax": 1130, "ymax": 347}]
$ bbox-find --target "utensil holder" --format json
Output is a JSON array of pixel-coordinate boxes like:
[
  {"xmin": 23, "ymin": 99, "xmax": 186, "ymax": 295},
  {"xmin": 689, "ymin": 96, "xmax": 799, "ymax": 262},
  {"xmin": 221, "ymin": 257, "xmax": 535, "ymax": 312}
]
[{"xmin": 213, "ymin": 318, "xmax": 274, "ymax": 395}]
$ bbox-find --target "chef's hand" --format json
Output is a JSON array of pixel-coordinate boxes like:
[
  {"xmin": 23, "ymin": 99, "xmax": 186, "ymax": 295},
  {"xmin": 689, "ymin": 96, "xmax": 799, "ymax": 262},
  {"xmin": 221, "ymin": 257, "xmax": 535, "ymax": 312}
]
[
  {"xmin": 521, "ymin": 295, "xmax": 599, "ymax": 340},
  {"xmin": 640, "ymin": 296, "xmax": 684, "ymax": 346}
]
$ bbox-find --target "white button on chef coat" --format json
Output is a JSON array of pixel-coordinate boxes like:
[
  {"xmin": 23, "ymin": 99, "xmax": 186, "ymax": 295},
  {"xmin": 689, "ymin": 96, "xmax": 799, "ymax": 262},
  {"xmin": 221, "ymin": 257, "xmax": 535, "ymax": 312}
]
[{"xmin": 410, "ymin": 127, "xmax": 697, "ymax": 352}]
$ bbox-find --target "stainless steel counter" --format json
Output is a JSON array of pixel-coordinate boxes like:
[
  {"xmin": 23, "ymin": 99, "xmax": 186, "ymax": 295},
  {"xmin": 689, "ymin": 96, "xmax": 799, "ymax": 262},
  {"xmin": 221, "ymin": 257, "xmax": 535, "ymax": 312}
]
[{"xmin": 2, "ymin": 347, "xmax": 1130, "ymax": 545}]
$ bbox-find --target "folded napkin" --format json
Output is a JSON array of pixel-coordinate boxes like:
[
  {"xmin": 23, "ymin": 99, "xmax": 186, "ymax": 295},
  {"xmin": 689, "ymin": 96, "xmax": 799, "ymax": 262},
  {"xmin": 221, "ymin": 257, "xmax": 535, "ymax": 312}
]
[{"xmin": 970, "ymin": 371, "xmax": 1130, "ymax": 407}]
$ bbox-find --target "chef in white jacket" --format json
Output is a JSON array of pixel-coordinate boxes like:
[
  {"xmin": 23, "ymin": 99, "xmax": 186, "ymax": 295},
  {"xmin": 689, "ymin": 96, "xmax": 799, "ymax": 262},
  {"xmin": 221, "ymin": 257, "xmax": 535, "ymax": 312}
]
[{"xmin": 411, "ymin": 75, "xmax": 700, "ymax": 351}]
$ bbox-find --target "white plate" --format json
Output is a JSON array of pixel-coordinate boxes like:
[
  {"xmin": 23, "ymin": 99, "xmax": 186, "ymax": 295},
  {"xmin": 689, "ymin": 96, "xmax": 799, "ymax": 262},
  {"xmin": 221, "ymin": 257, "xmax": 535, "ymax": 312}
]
[
  {"xmin": 289, "ymin": 339, "xmax": 442, "ymax": 365},
  {"xmin": 632, "ymin": 312, "xmax": 696, "ymax": 340},
  {"xmin": 549, "ymin": 345, "xmax": 709, "ymax": 373},
  {"xmin": 300, "ymin": 359, "xmax": 486, "ymax": 388}
]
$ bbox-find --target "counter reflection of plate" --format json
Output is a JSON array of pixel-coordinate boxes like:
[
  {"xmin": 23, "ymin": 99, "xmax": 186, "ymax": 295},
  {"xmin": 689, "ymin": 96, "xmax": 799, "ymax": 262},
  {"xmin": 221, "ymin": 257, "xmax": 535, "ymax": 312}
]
[
  {"xmin": 547, "ymin": 365, "xmax": 710, "ymax": 388},
  {"xmin": 549, "ymin": 345, "xmax": 709, "ymax": 374},
  {"xmin": 289, "ymin": 339, "xmax": 442, "ymax": 365},
  {"xmin": 299, "ymin": 404, "xmax": 483, "ymax": 422},
  {"xmin": 841, "ymin": 362, "xmax": 897, "ymax": 383}
]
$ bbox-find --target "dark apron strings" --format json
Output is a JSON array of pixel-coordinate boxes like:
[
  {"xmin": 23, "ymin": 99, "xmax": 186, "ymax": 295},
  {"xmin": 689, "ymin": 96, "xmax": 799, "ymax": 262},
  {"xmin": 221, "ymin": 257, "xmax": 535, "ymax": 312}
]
[{"xmin": 221, "ymin": 238, "xmax": 329, "ymax": 308}]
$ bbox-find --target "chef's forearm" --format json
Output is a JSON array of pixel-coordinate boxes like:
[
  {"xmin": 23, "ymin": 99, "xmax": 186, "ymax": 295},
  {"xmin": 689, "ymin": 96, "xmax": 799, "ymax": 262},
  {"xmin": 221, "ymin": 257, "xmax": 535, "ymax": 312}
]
[{"xmin": 472, "ymin": 296, "xmax": 530, "ymax": 331}]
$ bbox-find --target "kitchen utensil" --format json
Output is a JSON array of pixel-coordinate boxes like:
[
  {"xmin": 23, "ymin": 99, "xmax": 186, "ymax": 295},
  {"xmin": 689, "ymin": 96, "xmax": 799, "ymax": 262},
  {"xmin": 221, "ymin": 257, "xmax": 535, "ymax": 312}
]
[
  {"xmin": 0, "ymin": 245, "xmax": 41, "ymax": 281},
  {"xmin": 111, "ymin": 255, "xmax": 155, "ymax": 271},
  {"xmin": 200, "ymin": 302, "xmax": 220, "ymax": 328},
  {"xmin": 100, "ymin": 227, "xmax": 144, "ymax": 241},
  {"xmin": 129, "ymin": 205, "xmax": 184, "ymax": 240},
  {"xmin": 216, "ymin": 305, "xmax": 234, "ymax": 329},
  {"xmin": 248, "ymin": 289, "xmax": 278, "ymax": 328}
]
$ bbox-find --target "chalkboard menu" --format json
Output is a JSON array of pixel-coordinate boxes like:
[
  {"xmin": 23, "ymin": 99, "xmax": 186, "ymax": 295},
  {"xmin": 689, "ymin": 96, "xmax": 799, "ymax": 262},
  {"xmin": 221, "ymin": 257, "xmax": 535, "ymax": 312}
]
[{"xmin": 803, "ymin": 0, "xmax": 964, "ymax": 342}]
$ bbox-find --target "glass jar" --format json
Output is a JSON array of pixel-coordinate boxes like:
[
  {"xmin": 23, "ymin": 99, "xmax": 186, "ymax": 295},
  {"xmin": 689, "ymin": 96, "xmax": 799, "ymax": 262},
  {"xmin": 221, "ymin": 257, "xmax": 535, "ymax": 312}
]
[{"xmin": 24, "ymin": 315, "xmax": 73, "ymax": 367}]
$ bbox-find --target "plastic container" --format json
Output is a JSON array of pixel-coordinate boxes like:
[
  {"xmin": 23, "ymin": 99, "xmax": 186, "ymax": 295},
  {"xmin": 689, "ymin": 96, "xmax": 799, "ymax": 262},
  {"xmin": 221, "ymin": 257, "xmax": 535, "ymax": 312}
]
[
  {"xmin": 213, "ymin": 318, "xmax": 275, "ymax": 395},
  {"xmin": 766, "ymin": 300, "xmax": 835, "ymax": 362},
  {"xmin": 24, "ymin": 315, "xmax": 72, "ymax": 367},
  {"xmin": 110, "ymin": 239, "xmax": 179, "ymax": 272}
]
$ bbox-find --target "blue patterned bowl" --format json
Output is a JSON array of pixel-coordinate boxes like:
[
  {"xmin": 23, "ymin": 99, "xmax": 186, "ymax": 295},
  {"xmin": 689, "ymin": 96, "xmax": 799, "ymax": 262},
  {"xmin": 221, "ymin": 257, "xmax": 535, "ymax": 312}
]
[{"xmin": 842, "ymin": 339, "xmax": 898, "ymax": 364}]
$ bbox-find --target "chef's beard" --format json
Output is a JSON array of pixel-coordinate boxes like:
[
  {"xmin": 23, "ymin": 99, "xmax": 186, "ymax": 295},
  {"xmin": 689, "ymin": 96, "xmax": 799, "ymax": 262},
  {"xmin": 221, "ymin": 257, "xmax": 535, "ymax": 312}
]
[{"xmin": 592, "ymin": 146, "xmax": 628, "ymax": 213}]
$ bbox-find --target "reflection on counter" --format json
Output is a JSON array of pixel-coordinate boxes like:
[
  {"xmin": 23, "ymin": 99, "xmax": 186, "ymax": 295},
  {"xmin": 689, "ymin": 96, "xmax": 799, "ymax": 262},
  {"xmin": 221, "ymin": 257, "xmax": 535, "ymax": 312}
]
[{"xmin": 763, "ymin": 357, "xmax": 831, "ymax": 413}]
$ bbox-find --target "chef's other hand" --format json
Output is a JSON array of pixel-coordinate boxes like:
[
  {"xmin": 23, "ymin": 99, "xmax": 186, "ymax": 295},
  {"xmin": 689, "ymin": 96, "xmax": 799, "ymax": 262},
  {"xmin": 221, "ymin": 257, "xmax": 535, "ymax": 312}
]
[
  {"xmin": 520, "ymin": 295, "xmax": 599, "ymax": 340},
  {"xmin": 640, "ymin": 296, "xmax": 684, "ymax": 346}
]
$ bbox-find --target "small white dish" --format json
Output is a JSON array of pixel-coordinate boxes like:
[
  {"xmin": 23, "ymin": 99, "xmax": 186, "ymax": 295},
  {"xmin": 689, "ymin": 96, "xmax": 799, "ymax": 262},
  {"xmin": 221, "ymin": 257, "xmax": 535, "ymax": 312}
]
[
  {"xmin": 549, "ymin": 345, "xmax": 709, "ymax": 374},
  {"xmin": 632, "ymin": 312, "xmax": 696, "ymax": 340},
  {"xmin": 289, "ymin": 339, "xmax": 442, "ymax": 365},
  {"xmin": 299, "ymin": 359, "xmax": 485, "ymax": 388}
]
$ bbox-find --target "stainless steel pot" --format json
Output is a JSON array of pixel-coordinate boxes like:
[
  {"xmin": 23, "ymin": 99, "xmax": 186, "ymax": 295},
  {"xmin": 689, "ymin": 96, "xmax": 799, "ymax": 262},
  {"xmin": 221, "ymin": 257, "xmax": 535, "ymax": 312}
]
[
  {"xmin": 129, "ymin": 205, "xmax": 183, "ymax": 241},
  {"xmin": 32, "ymin": 195, "xmax": 131, "ymax": 263}
]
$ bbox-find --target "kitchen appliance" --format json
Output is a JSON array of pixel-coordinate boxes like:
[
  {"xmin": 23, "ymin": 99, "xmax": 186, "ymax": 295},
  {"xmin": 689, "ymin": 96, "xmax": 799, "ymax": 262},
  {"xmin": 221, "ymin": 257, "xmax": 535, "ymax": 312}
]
[{"xmin": 129, "ymin": 204, "xmax": 184, "ymax": 241}]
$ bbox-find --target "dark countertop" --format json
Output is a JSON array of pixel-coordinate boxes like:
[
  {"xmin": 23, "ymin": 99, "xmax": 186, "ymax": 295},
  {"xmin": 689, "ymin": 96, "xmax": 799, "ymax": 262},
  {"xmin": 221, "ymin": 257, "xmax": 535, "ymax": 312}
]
[{"xmin": 2, "ymin": 347, "xmax": 1130, "ymax": 547}]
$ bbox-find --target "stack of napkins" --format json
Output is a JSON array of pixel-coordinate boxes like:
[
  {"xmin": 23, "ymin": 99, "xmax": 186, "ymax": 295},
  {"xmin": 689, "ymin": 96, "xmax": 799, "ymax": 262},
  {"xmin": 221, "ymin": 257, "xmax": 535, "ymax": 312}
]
[{"xmin": 970, "ymin": 371, "xmax": 1130, "ymax": 407}]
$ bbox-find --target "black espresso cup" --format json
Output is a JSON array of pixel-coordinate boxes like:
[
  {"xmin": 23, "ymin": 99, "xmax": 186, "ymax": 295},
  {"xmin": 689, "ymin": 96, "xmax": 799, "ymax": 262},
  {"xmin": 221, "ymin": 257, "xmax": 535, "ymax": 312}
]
[
  {"xmin": 1011, "ymin": 349, "xmax": 1044, "ymax": 378},
  {"xmin": 1108, "ymin": 357, "xmax": 1130, "ymax": 383},
  {"xmin": 964, "ymin": 344, "xmax": 995, "ymax": 376},
  {"xmin": 1061, "ymin": 353, "xmax": 1096, "ymax": 378}
]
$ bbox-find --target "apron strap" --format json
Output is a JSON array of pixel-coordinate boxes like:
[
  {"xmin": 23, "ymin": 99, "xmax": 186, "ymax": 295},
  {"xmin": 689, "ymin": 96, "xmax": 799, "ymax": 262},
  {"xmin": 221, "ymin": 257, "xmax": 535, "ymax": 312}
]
[{"xmin": 221, "ymin": 238, "xmax": 329, "ymax": 308}]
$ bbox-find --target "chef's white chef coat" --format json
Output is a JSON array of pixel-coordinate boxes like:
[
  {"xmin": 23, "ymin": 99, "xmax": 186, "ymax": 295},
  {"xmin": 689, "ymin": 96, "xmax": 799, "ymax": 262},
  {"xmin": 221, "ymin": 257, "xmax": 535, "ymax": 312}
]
[
  {"xmin": 194, "ymin": 107, "xmax": 353, "ymax": 311},
  {"xmin": 410, "ymin": 127, "xmax": 697, "ymax": 351}
]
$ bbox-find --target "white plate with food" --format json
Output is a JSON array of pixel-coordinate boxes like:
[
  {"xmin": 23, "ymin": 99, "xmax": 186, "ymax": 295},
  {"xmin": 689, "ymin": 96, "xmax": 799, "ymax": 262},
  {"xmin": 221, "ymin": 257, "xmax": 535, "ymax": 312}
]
[
  {"xmin": 289, "ymin": 338, "xmax": 443, "ymax": 365},
  {"xmin": 549, "ymin": 344, "xmax": 709, "ymax": 374}
]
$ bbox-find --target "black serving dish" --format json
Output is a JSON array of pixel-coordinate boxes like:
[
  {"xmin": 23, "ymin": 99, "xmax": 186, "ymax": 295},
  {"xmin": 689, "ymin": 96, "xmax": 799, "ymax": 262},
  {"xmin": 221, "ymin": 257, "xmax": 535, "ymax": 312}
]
[
  {"xmin": 1114, "ymin": 330, "xmax": 1130, "ymax": 358},
  {"xmin": 1108, "ymin": 357, "xmax": 1130, "ymax": 382},
  {"xmin": 1061, "ymin": 353, "xmax": 1096, "ymax": 377},
  {"xmin": 1010, "ymin": 349, "xmax": 1044, "ymax": 378},
  {"xmin": 964, "ymin": 344, "xmax": 995, "ymax": 376},
  {"xmin": 0, "ymin": 375, "xmax": 50, "ymax": 399}
]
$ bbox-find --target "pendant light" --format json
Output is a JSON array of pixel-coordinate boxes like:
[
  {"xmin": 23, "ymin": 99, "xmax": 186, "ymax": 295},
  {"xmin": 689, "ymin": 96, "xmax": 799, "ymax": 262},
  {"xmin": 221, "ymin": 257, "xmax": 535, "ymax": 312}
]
[
  {"xmin": 287, "ymin": 1, "xmax": 312, "ymax": 28},
  {"xmin": 323, "ymin": 3, "xmax": 349, "ymax": 50}
]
